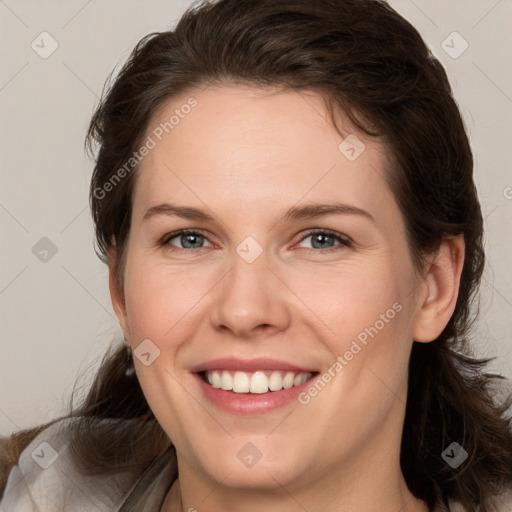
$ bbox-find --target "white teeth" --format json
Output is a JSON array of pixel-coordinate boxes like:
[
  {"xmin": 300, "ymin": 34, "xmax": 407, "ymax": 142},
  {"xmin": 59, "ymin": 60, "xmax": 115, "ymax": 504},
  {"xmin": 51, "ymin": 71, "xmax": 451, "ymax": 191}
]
[
  {"xmin": 220, "ymin": 371, "xmax": 233, "ymax": 391},
  {"xmin": 211, "ymin": 372, "xmax": 221, "ymax": 388},
  {"xmin": 282, "ymin": 372, "xmax": 295, "ymax": 389},
  {"xmin": 233, "ymin": 371, "xmax": 250, "ymax": 393},
  {"xmin": 249, "ymin": 372, "xmax": 268, "ymax": 394},
  {"xmin": 268, "ymin": 371, "xmax": 283, "ymax": 391},
  {"xmin": 204, "ymin": 370, "xmax": 313, "ymax": 393},
  {"xmin": 210, "ymin": 371, "xmax": 221, "ymax": 388}
]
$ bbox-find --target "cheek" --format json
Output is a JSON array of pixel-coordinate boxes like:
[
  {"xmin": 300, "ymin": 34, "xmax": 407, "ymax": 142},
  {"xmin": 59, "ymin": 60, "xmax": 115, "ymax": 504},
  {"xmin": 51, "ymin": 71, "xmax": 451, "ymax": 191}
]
[
  {"xmin": 290, "ymin": 257, "xmax": 414, "ymax": 401},
  {"xmin": 122, "ymin": 254, "xmax": 215, "ymax": 342},
  {"xmin": 290, "ymin": 259, "xmax": 404, "ymax": 340}
]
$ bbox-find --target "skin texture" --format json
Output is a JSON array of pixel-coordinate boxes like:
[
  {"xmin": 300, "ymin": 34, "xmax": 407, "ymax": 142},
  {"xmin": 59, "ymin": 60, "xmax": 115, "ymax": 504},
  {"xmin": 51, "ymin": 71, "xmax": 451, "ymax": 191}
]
[{"xmin": 109, "ymin": 84, "xmax": 465, "ymax": 512}]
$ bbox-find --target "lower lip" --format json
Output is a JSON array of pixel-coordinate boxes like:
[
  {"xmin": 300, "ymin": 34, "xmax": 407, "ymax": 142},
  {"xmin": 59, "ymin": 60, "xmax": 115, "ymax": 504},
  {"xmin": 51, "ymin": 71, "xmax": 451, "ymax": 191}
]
[{"xmin": 192, "ymin": 373, "xmax": 317, "ymax": 415}]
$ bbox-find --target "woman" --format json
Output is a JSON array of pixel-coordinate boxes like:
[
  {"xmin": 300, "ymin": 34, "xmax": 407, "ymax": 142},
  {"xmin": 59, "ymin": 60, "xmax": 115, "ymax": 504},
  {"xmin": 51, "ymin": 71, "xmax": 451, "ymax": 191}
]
[{"xmin": 1, "ymin": 0, "xmax": 511, "ymax": 511}]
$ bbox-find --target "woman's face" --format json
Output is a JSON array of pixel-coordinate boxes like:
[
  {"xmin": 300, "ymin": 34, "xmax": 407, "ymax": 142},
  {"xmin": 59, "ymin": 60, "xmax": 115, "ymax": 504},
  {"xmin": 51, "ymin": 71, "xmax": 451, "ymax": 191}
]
[{"xmin": 112, "ymin": 84, "xmax": 430, "ymax": 494}]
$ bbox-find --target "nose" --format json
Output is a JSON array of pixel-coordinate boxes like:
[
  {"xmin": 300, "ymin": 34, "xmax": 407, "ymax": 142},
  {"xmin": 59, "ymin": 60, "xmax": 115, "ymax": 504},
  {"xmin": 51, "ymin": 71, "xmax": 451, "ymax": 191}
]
[{"xmin": 209, "ymin": 244, "xmax": 291, "ymax": 339}]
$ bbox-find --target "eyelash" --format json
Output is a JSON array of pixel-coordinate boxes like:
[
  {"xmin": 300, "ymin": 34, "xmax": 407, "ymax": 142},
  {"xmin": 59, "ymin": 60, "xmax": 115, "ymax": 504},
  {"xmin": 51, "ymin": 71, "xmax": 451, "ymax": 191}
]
[{"xmin": 160, "ymin": 228, "xmax": 352, "ymax": 254}]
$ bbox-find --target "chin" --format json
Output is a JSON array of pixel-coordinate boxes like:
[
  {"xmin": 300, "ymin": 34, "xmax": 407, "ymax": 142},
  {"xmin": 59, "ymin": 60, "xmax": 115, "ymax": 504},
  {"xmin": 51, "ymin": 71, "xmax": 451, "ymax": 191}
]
[{"xmin": 195, "ymin": 445, "xmax": 303, "ymax": 489}]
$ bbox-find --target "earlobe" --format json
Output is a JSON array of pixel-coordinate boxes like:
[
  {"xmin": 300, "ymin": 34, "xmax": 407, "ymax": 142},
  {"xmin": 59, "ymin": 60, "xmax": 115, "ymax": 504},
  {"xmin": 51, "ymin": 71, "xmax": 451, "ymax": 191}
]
[
  {"xmin": 108, "ymin": 248, "xmax": 131, "ymax": 342},
  {"xmin": 413, "ymin": 235, "xmax": 465, "ymax": 343}
]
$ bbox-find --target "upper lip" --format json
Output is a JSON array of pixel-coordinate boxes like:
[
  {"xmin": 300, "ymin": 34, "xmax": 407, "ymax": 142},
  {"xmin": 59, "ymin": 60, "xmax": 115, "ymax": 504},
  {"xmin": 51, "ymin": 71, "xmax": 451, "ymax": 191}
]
[{"xmin": 190, "ymin": 357, "xmax": 318, "ymax": 373}]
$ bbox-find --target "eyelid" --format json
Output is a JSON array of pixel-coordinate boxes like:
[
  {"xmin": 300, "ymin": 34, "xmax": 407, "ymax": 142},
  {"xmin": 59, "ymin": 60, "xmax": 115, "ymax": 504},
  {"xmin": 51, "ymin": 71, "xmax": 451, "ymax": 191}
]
[
  {"xmin": 160, "ymin": 228, "xmax": 352, "ymax": 253},
  {"xmin": 161, "ymin": 228, "xmax": 214, "ymax": 248},
  {"xmin": 294, "ymin": 229, "xmax": 352, "ymax": 250}
]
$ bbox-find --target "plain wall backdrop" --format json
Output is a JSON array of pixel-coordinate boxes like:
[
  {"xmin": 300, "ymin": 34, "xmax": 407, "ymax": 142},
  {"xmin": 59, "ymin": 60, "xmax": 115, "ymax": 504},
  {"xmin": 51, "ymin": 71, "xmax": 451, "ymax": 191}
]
[{"xmin": 0, "ymin": 0, "xmax": 511, "ymax": 436}]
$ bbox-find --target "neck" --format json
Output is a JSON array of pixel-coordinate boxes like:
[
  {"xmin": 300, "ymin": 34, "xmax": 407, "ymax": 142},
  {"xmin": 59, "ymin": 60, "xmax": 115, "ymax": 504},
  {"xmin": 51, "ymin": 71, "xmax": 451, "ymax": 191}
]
[{"xmin": 161, "ymin": 456, "xmax": 430, "ymax": 512}]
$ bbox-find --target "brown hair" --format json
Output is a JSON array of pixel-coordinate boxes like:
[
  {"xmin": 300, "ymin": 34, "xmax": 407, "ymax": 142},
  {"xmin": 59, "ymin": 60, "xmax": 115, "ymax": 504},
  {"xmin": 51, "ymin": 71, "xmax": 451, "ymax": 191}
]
[{"xmin": 2, "ymin": 1, "xmax": 511, "ymax": 510}]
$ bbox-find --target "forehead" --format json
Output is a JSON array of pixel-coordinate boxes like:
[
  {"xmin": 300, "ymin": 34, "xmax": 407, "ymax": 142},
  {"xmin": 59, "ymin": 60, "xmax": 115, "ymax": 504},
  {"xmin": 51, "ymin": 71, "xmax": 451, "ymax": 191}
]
[{"xmin": 132, "ymin": 84, "xmax": 397, "ymax": 226}]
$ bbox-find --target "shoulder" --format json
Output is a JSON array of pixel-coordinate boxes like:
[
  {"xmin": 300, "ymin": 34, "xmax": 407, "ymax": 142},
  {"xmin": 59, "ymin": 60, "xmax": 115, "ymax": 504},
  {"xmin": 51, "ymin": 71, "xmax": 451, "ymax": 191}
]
[
  {"xmin": 0, "ymin": 417, "xmax": 141, "ymax": 512},
  {"xmin": 447, "ymin": 488, "xmax": 512, "ymax": 512},
  {"xmin": 488, "ymin": 488, "xmax": 512, "ymax": 512}
]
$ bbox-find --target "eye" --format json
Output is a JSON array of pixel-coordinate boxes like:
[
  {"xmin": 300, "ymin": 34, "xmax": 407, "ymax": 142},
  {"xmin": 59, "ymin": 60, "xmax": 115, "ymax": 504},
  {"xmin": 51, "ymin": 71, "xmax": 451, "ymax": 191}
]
[
  {"xmin": 162, "ymin": 229, "xmax": 213, "ymax": 252},
  {"xmin": 296, "ymin": 229, "xmax": 351, "ymax": 252},
  {"xmin": 159, "ymin": 228, "xmax": 351, "ymax": 254}
]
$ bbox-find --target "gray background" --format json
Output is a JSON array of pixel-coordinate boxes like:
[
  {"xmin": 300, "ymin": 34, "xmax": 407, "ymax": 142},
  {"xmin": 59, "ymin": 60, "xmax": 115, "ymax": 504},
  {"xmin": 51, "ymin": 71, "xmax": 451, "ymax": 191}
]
[{"xmin": 0, "ymin": 0, "xmax": 511, "ymax": 436}]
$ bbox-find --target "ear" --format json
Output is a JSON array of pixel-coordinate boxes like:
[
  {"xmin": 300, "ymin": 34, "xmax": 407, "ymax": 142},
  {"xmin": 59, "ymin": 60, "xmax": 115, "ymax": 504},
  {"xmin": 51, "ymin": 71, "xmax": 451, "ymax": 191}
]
[
  {"xmin": 413, "ymin": 235, "xmax": 465, "ymax": 343},
  {"xmin": 108, "ymin": 247, "xmax": 131, "ymax": 342}
]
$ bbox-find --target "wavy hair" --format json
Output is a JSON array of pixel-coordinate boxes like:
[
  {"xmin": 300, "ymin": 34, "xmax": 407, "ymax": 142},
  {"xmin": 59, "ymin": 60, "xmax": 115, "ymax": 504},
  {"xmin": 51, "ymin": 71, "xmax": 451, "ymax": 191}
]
[{"xmin": 2, "ymin": 1, "xmax": 511, "ymax": 510}]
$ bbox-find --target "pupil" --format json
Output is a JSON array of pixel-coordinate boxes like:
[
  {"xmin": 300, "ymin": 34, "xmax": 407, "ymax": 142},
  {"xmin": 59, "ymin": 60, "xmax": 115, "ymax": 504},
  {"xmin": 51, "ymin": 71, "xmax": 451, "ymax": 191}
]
[
  {"xmin": 314, "ymin": 234, "xmax": 332, "ymax": 249},
  {"xmin": 183, "ymin": 234, "xmax": 202, "ymax": 248}
]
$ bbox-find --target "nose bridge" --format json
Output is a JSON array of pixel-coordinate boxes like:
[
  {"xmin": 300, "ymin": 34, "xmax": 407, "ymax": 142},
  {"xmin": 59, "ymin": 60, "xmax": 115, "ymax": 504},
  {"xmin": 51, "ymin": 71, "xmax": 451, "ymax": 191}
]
[
  {"xmin": 209, "ymin": 237, "xmax": 289, "ymax": 336},
  {"xmin": 232, "ymin": 236, "xmax": 269, "ymax": 295}
]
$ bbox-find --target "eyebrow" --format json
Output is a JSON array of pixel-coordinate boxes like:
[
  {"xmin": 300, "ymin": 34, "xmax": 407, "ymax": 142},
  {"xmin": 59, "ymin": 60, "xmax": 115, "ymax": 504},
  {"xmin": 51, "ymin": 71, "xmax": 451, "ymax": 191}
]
[{"xmin": 142, "ymin": 201, "xmax": 376, "ymax": 225}]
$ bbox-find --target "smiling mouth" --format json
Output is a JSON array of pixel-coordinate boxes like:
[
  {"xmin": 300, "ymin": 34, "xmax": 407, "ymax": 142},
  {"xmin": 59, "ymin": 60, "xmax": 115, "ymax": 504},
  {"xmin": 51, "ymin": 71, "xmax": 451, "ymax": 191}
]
[{"xmin": 199, "ymin": 370, "xmax": 319, "ymax": 394}]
